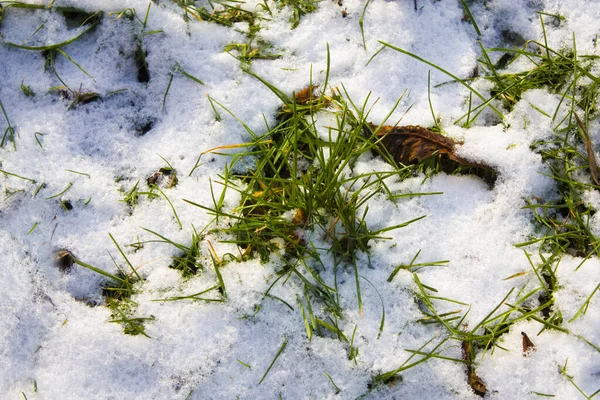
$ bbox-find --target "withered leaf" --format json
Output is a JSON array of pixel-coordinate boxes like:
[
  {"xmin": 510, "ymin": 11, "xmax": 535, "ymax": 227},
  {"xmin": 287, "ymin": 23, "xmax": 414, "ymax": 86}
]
[
  {"xmin": 462, "ymin": 340, "xmax": 487, "ymax": 397},
  {"xmin": 55, "ymin": 249, "xmax": 74, "ymax": 273},
  {"xmin": 369, "ymin": 124, "xmax": 497, "ymax": 186},
  {"xmin": 147, "ymin": 168, "xmax": 178, "ymax": 188},
  {"xmin": 76, "ymin": 92, "xmax": 100, "ymax": 105},
  {"xmin": 295, "ymin": 85, "xmax": 318, "ymax": 104},
  {"xmin": 521, "ymin": 331, "xmax": 536, "ymax": 356},
  {"xmin": 468, "ymin": 368, "xmax": 487, "ymax": 397},
  {"xmin": 574, "ymin": 113, "xmax": 599, "ymax": 186},
  {"xmin": 291, "ymin": 208, "xmax": 306, "ymax": 226}
]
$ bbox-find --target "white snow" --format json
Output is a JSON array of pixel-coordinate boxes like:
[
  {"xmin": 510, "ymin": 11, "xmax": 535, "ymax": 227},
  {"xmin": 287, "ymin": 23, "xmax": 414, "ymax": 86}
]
[{"xmin": 1, "ymin": 0, "xmax": 599, "ymax": 399}]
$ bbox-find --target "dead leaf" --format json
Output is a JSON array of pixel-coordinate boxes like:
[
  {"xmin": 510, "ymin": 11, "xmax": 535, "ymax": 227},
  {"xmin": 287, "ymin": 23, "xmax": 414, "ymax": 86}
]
[
  {"xmin": 76, "ymin": 92, "xmax": 100, "ymax": 105},
  {"xmin": 147, "ymin": 167, "xmax": 178, "ymax": 188},
  {"xmin": 462, "ymin": 340, "xmax": 487, "ymax": 397},
  {"xmin": 468, "ymin": 368, "xmax": 487, "ymax": 397},
  {"xmin": 574, "ymin": 113, "xmax": 599, "ymax": 186},
  {"xmin": 54, "ymin": 249, "xmax": 74, "ymax": 273},
  {"xmin": 291, "ymin": 208, "xmax": 306, "ymax": 225},
  {"xmin": 368, "ymin": 124, "xmax": 497, "ymax": 186},
  {"xmin": 521, "ymin": 331, "xmax": 536, "ymax": 356},
  {"xmin": 295, "ymin": 85, "xmax": 318, "ymax": 104}
]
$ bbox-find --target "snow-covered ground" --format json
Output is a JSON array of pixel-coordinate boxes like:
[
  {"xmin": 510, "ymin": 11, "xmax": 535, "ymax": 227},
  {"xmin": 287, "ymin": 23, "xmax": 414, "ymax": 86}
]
[{"xmin": 1, "ymin": 0, "xmax": 599, "ymax": 398}]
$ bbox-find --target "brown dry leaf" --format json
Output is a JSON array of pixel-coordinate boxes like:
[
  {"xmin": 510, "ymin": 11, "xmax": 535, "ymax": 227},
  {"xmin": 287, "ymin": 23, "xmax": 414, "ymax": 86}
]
[
  {"xmin": 574, "ymin": 113, "xmax": 600, "ymax": 186},
  {"xmin": 468, "ymin": 369, "xmax": 487, "ymax": 397},
  {"xmin": 147, "ymin": 168, "xmax": 178, "ymax": 188},
  {"xmin": 368, "ymin": 124, "xmax": 497, "ymax": 186},
  {"xmin": 521, "ymin": 331, "xmax": 536, "ymax": 356},
  {"xmin": 54, "ymin": 249, "xmax": 74, "ymax": 273},
  {"xmin": 462, "ymin": 340, "xmax": 487, "ymax": 397},
  {"xmin": 291, "ymin": 208, "xmax": 306, "ymax": 225},
  {"xmin": 295, "ymin": 85, "xmax": 318, "ymax": 104}
]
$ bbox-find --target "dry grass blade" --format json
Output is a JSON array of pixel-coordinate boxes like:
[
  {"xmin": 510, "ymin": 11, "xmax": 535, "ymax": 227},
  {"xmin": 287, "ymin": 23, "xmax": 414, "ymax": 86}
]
[{"xmin": 574, "ymin": 113, "xmax": 599, "ymax": 186}]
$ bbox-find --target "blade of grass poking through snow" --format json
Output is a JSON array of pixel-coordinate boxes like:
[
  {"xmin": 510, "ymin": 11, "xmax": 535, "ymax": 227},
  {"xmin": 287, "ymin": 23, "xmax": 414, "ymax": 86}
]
[
  {"xmin": 189, "ymin": 140, "xmax": 270, "ymax": 176},
  {"xmin": 162, "ymin": 70, "xmax": 174, "ymax": 111},
  {"xmin": 324, "ymin": 372, "xmax": 341, "ymax": 393},
  {"xmin": 55, "ymin": 48, "xmax": 95, "ymax": 81},
  {"xmin": 470, "ymin": 288, "xmax": 515, "ymax": 337},
  {"xmin": 359, "ymin": 0, "xmax": 372, "ymax": 50},
  {"xmin": 0, "ymin": 99, "xmax": 16, "ymax": 150},
  {"xmin": 360, "ymin": 276, "xmax": 385, "ymax": 339},
  {"xmin": 258, "ymin": 336, "xmax": 288, "ymax": 384},
  {"xmin": 152, "ymin": 285, "xmax": 223, "ymax": 302},
  {"xmin": 243, "ymin": 68, "xmax": 291, "ymax": 104},
  {"xmin": 460, "ymin": 0, "xmax": 481, "ymax": 36},
  {"xmin": 109, "ymin": 308, "xmax": 153, "ymax": 338},
  {"xmin": 0, "ymin": 169, "xmax": 36, "ymax": 183},
  {"xmin": 574, "ymin": 113, "xmax": 600, "ymax": 186},
  {"xmin": 297, "ymin": 295, "xmax": 312, "ymax": 340},
  {"xmin": 177, "ymin": 64, "xmax": 205, "ymax": 85},
  {"xmin": 427, "ymin": 71, "xmax": 440, "ymax": 131},
  {"xmin": 109, "ymin": 233, "xmax": 141, "ymax": 280},
  {"xmin": 26, "ymin": 222, "xmax": 38, "ymax": 235},
  {"xmin": 569, "ymin": 283, "xmax": 600, "ymax": 323},
  {"xmin": 45, "ymin": 182, "xmax": 72, "ymax": 199},
  {"xmin": 322, "ymin": 43, "xmax": 331, "ymax": 100},
  {"xmin": 372, "ymin": 335, "xmax": 446, "ymax": 385},
  {"xmin": 388, "ymin": 250, "xmax": 449, "ymax": 281},
  {"xmin": 531, "ymin": 392, "xmax": 556, "ymax": 397},
  {"xmin": 206, "ymin": 95, "xmax": 222, "ymax": 122},
  {"xmin": 72, "ymin": 257, "xmax": 130, "ymax": 285},
  {"xmin": 3, "ymin": 11, "xmax": 103, "ymax": 51},
  {"xmin": 207, "ymin": 240, "xmax": 226, "ymax": 298},
  {"xmin": 65, "ymin": 169, "xmax": 90, "ymax": 178},
  {"xmin": 153, "ymin": 186, "xmax": 183, "ymax": 229},
  {"xmin": 377, "ymin": 40, "xmax": 504, "ymax": 123},
  {"xmin": 559, "ymin": 359, "xmax": 599, "ymax": 399}
]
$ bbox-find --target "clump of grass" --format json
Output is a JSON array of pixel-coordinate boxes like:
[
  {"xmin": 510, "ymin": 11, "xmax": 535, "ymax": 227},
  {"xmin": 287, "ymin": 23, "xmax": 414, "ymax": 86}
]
[
  {"xmin": 142, "ymin": 227, "xmax": 203, "ymax": 278},
  {"xmin": 276, "ymin": 0, "xmax": 319, "ymax": 29},
  {"xmin": 508, "ymin": 25, "xmax": 600, "ymax": 260},
  {"xmin": 2, "ymin": 6, "xmax": 102, "ymax": 94},
  {"xmin": 174, "ymin": 0, "xmax": 257, "ymax": 26},
  {"xmin": 521, "ymin": 112, "xmax": 600, "ymax": 259},
  {"xmin": 224, "ymin": 40, "xmax": 281, "ymax": 66},
  {"xmin": 172, "ymin": 0, "xmax": 283, "ymax": 67},
  {"xmin": 120, "ymin": 180, "xmax": 157, "ymax": 209},
  {"xmin": 444, "ymin": 17, "xmax": 600, "ymax": 368},
  {"xmin": 71, "ymin": 235, "xmax": 154, "ymax": 337},
  {"xmin": 184, "ymin": 50, "xmax": 431, "ymax": 346},
  {"xmin": 20, "ymin": 80, "xmax": 35, "ymax": 97},
  {"xmin": 370, "ymin": 244, "xmax": 598, "ymax": 395},
  {"xmin": 468, "ymin": 15, "xmax": 599, "ymax": 122}
]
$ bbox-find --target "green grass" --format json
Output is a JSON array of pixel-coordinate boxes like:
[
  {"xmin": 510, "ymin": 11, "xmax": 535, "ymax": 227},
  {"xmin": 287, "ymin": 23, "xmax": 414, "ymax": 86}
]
[
  {"xmin": 3, "ymin": 2, "xmax": 600, "ymax": 396},
  {"xmin": 71, "ymin": 236, "xmax": 153, "ymax": 337},
  {"xmin": 362, "ymin": 11, "xmax": 600, "ymax": 392},
  {"xmin": 184, "ymin": 73, "xmax": 427, "ymax": 318}
]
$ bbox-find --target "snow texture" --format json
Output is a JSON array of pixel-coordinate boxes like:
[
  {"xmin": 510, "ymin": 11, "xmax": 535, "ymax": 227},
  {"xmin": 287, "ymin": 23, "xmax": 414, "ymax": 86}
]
[{"xmin": 0, "ymin": 0, "xmax": 598, "ymax": 399}]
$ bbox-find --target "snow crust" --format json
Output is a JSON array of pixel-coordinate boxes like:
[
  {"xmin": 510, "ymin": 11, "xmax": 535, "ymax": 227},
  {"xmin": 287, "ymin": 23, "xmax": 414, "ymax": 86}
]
[{"xmin": 1, "ymin": 0, "xmax": 599, "ymax": 398}]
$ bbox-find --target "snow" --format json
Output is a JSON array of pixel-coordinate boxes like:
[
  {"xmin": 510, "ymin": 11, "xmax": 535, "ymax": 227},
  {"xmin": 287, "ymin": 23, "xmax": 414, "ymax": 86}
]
[{"xmin": 1, "ymin": 0, "xmax": 599, "ymax": 398}]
